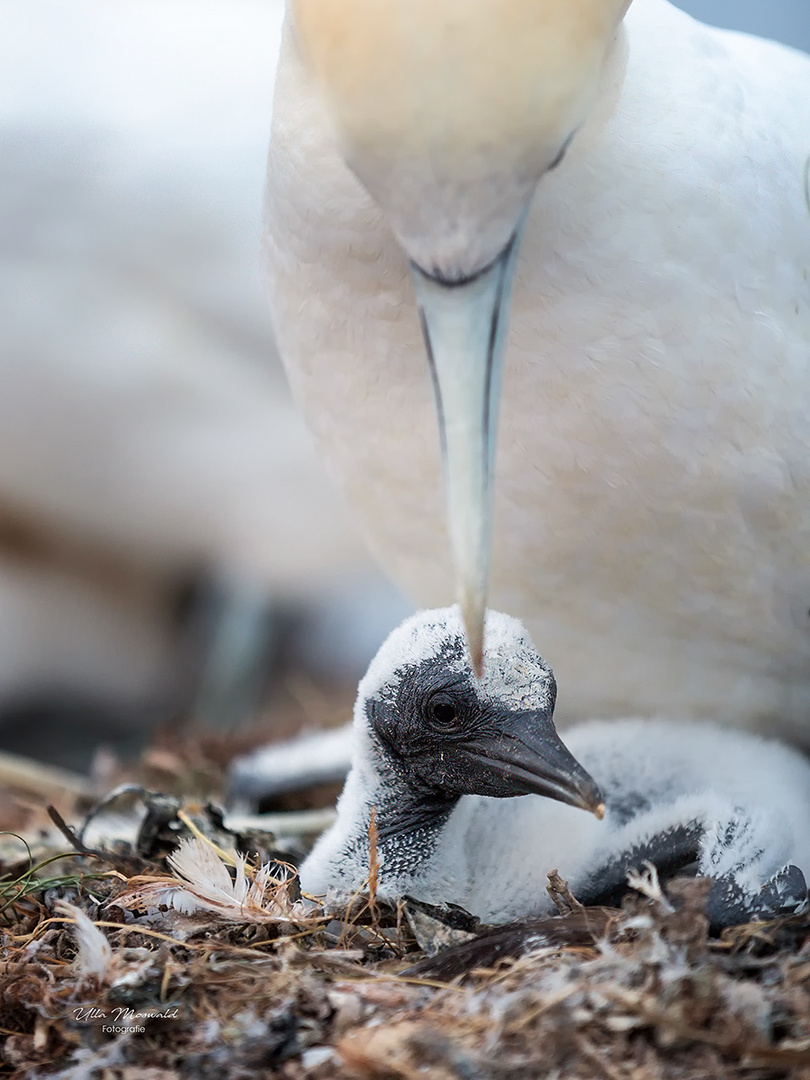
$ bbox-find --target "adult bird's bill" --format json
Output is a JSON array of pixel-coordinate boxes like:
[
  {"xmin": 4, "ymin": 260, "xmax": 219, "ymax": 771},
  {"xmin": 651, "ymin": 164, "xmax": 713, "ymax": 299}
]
[
  {"xmin": 286, "ymin": 0, "xmax": 631, "ymax": 672},
  {"xmin": 410, "ymin": 247, "xmax": 519, "ymax": 675}
]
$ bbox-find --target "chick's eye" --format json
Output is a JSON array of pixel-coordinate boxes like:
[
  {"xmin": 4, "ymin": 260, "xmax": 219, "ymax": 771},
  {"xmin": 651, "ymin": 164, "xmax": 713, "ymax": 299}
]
[{"xmin": 428, "ymin": 695, "xmax": 460, "ymax": 730}]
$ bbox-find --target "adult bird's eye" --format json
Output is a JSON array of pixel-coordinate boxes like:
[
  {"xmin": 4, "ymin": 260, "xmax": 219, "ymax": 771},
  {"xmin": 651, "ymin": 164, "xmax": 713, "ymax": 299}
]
[{"xmin": 428, "ymin": 695, "xmax": 460, "ymax": 730}]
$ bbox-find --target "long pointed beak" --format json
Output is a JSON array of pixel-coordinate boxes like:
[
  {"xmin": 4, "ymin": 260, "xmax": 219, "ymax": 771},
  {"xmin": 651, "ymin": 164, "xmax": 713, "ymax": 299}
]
[
  {"xmin": 459, "ymin": 710, "xmax": 605, "ymax": 818},
  {"xmin": 410, "ymin": 231, "xmax": 523, "ymax": 676}
]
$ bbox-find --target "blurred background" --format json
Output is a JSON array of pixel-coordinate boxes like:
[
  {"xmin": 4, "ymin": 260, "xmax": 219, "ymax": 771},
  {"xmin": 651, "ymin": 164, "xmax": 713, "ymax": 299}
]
[{"xmin": 1, "ymin": 0, "xmax": 808, "ymax": 772}]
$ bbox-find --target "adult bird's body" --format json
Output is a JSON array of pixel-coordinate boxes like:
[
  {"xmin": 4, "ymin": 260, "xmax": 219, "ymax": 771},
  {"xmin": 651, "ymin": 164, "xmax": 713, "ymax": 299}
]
[{"xmin": 265, "ymin": 0, "xmax": 810, "ymax": 740}]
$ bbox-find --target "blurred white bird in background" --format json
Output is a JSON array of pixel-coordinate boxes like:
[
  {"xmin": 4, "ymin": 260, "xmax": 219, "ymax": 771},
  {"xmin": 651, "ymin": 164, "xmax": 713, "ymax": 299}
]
[
  {"xmin": 266, "ymin": 0, "xmax": 810, "ymax": 748},
  {"xmin": 0, "ymin": 0, "xmax": 408, "ymax": 766}
]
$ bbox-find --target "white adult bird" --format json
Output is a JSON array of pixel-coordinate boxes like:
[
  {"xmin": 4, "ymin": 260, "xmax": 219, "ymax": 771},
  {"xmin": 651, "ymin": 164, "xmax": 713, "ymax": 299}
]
[
  {"xmin": 265, "ymin": 0, "xmax": 810, "ymax": 742},
  {"xmin": 301, "ymin": 607, "xmax": 810, "ymax": 926}
]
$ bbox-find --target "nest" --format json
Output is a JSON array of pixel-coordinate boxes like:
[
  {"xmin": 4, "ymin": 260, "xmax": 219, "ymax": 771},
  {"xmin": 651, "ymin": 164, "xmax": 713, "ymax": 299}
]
[{"xmin": 2, "ymin": 739, "xmax": 810, "ymax": 1080}]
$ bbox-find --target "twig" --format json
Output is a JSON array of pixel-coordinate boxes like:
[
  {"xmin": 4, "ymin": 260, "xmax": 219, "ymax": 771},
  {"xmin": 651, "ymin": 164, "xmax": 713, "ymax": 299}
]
[
  {"xmin": 46, "ymin": 805, "xmax": 95, "ymax": 854},
  {"xmin": 368, "ymin": 805, "xmax": 380, "ymax": 928},
  {"xmin": 46, "ymin": 805, "xmax": 147, "ymax": 875},
  {"xmin": 546, "ymin": 869, "xmax": 583, "ymax": 913}
]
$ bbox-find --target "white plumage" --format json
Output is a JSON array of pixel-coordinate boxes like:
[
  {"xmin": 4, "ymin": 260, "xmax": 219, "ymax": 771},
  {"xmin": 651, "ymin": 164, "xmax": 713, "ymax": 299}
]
[
  {"xmin": 301, "ymin": 608, "xmax": 810, "ymax": 926},
  {"xmin": 266, "ymin": 0, "xmax": 810, "ymax": 739}
]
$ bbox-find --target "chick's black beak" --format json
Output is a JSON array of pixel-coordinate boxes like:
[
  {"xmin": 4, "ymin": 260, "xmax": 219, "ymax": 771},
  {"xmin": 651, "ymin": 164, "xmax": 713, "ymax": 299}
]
[{"xmin": 452, "ymin": 709, "xmax": 604, "ymax": 817}]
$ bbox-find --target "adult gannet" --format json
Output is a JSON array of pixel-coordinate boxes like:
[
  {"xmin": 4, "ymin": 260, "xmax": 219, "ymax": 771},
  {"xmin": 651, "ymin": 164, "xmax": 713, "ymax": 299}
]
[
  {"xmin": 265, "ymin": 0, "xmax": 810, "ymax": 740},
  {"xmin": 301, "ymin": 608, "xmax": 810, "ymax": 927}
]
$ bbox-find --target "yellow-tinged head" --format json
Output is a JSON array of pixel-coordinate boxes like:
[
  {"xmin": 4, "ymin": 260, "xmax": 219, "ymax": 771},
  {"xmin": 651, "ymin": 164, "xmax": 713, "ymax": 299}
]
[{"xmin": 290, "ymin": 0, "xmax": 630, "ymax": 277}]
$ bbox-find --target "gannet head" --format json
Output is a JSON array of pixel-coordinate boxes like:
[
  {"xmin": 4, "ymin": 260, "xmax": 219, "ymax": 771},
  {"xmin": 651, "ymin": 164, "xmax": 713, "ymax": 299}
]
[
  {"xmin": 290, "ymin": 0, "xmax": 630, "ymax": 671},
  {"xmin": 290, "ymin": 0, "xmax": 629, "ymax": 276},
  {"xmin": 357, "ymin": 606, "xmax": 605, "ymax": 817}
]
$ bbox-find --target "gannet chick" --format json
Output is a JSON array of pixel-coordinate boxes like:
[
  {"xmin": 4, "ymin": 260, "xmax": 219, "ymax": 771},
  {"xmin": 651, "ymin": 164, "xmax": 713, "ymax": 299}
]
[{"xmin": 301, "ymin": 608, "xmax": 810, "ymax": 926}]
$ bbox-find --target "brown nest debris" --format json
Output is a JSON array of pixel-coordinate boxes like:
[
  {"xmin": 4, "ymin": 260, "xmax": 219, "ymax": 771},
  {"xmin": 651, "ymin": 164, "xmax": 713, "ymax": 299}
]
[{"xmin": 1, "ymin": 771, "xmax": 810, "ymax": 1079}]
